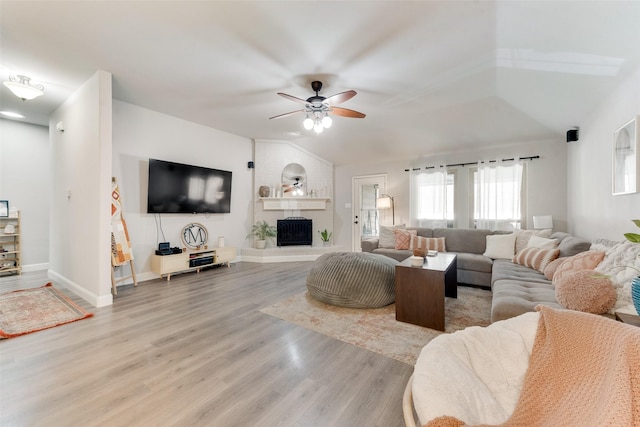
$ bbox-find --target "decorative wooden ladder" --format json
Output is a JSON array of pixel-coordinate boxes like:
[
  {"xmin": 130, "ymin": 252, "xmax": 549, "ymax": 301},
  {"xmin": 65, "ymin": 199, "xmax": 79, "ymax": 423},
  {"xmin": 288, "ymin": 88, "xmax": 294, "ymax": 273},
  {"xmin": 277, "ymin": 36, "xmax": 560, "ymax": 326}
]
[{"xmin": 110, "ymin": 177, "xmax": 138, "ymax": 295}]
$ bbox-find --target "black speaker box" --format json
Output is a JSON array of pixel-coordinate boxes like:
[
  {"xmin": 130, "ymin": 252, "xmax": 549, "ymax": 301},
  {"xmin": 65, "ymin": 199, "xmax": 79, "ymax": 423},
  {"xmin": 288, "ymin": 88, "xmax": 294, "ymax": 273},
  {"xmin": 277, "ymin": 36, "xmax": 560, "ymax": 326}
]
[{"xmin": 566, "ymin": 129, "xmax": 579, "ymax": 142}]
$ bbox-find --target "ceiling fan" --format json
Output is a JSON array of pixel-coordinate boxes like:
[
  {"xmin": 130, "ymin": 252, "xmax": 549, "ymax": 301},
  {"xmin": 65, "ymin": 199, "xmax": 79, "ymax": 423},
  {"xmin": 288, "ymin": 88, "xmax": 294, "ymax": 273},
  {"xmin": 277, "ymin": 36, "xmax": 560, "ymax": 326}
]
[{"xmin": 270, "ymin": 81, "xmax": 366, "ymax": 133}]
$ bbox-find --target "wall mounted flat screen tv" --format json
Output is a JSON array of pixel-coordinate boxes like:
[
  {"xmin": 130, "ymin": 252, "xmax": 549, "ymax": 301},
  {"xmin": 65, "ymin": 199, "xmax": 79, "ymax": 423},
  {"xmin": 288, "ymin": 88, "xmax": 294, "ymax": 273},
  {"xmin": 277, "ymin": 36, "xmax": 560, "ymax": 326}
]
[{"xmin": 147, "ymin": 158, "xmax": 232, "ymax": 214}]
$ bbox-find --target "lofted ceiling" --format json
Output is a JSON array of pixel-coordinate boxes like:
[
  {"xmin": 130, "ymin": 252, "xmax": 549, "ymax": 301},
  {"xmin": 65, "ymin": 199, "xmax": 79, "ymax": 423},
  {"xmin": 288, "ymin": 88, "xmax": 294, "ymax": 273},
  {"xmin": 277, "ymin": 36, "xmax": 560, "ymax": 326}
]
[{"xmin": 1, "ymin": 1, "xmax": 639, "ymax": 166}]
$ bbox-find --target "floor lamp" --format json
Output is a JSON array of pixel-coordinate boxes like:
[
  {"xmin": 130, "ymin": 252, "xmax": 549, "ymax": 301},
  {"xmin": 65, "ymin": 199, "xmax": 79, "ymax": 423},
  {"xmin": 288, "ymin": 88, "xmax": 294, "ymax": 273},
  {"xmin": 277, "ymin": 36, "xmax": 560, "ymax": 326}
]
[{"xmin": 376, "ymin": 194, "xmax": 395, "ymax": 225}]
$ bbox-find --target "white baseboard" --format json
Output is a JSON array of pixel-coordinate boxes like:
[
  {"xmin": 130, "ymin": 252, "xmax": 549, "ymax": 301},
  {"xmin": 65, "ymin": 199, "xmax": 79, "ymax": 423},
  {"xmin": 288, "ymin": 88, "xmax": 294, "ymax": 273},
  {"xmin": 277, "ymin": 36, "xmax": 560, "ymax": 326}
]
[
  {"xmin": 114, "ymin": 271, "xmax": 157, "ymax": 286},
  {"xmin": 48, "ymin": 269, "xmax": 113, "ymax": 307},
  {"xmin": 21, "ymin": 263, "xmax": 49, "ymax": 272},
  {"xmin": 239, "ymin": 246, "xmax": 345, "ymax": 263}
]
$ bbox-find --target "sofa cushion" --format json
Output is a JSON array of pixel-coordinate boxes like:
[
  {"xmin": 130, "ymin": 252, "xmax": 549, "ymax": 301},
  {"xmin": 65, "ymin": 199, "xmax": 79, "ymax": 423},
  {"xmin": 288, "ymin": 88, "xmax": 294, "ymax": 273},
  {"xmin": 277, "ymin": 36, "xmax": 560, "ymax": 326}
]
[
  {"xmin": 491, "ymin": 259, "xmax": 550, "ymax": 286},
  {"xmin": 551, "ymin": 232, "xmax": 592, "ymax": 257},
  {"xmin": 411, "ymin": 235, "xmax": 446, "ymax": 252},
  {"xmin": 491, "ymin": 280, "xmax": 561, "ymax": 323},
  {"xmin": 407, "ymin": 227, "xmax": 433, "ymax": 238},
  {"xmin": 393, "ymin": 228, "xmax": 417, "ymax": 249},
  {"xmin": 512, "ymin": 247, "xmax": 560, "ymax": 273},
  {"xmin": 543, "ymin": 257, "xmax": 568, "ymax": 280},
  {"xmin": 552, "ymin": 250, "xmax": 606, "ymax": 285},
  {"xmin": 433, "ymin": 228, "xmax": 492, "ymax": 254},
  {"xmin": 555, "ymin": 269, "xmax": 616, "ymax": 314},
  {"xmin": 379, "ymin": 225, "xmax": 405, "ymax": 248},
  {"xmin": 483, "ymin": 233, "xmax": 516, "ymax": 259},
  {"xmin": 594, "ymin": 240, "xmax": 640, "ymax": 313},
  {"xmin": 361, "ymin": 238, "xmax": 379, "ymax": 253},
  {"xmin": 526, "ymin": 235, "xmax": 559, "ymax": 249},
  {"xmin": 514, "ymin": 229, "xmax": 552, "ymax": 253},
  {"xmin": 372, "ymin": 247, "xmax": 412, "ymax": 262},
  {"xmin": 455, "ymin": 252, "xmax": 493, "ymax": 274}
]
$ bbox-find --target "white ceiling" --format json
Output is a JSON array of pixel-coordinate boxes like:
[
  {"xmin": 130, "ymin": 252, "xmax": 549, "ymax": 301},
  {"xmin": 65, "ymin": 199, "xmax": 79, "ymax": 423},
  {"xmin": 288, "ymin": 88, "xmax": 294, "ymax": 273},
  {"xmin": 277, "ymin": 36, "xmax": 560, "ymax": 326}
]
[{"xmin": 1, "ymin": 1, "xmax": 639, "ymax": 166}]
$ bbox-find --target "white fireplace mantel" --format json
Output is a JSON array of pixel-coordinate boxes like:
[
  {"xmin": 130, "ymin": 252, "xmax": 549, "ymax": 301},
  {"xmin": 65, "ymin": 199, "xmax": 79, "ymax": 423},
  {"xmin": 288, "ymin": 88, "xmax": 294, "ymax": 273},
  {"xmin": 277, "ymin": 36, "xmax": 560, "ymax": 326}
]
[{"xmin": 260, "ymin": 197, "xmax": 330, "ymax": 210}]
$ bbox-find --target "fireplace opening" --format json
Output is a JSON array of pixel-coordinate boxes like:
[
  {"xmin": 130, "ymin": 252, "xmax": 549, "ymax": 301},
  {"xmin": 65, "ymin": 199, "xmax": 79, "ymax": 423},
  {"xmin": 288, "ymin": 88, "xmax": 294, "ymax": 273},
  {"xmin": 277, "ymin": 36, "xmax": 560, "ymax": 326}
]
[{"xmin": 277, "ymin": 218, "xmax": 312, "ymax": 246}]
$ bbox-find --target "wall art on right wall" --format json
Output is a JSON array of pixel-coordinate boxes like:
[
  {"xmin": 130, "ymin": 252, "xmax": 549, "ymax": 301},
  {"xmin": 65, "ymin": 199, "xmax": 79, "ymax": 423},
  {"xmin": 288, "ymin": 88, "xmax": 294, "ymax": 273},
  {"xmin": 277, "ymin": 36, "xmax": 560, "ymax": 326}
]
[{"xmin": 613, "ymin": 115, "xmax": 640, "ymax": 195}]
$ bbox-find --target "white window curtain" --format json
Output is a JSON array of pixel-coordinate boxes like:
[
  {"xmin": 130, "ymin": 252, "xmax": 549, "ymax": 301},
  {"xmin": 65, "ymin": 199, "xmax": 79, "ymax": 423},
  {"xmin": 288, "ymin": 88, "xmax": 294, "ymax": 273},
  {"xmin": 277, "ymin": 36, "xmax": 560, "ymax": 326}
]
[
  {"xmin": 474, "ymin": 162, "xmax": 523, "ymax": 231},
  {"xmin": 411, "ymin": 168, "xmax": 451, "ymax": 228}
]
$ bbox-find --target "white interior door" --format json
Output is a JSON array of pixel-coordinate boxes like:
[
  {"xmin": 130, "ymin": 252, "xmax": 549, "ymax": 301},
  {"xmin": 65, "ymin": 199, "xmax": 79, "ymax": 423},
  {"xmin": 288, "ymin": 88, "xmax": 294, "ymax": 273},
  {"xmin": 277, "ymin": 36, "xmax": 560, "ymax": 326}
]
[{"xmin": 352, "ymin": 174, "xmax": 387, "ymax": 251}]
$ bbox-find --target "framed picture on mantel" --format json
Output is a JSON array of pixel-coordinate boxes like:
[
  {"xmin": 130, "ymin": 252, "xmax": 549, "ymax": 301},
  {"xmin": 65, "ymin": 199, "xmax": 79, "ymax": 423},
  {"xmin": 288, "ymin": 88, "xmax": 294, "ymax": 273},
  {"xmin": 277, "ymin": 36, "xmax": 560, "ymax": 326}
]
[{"xmin": 613, "ymin": 115, "xmax": 640, "ymax": 195}]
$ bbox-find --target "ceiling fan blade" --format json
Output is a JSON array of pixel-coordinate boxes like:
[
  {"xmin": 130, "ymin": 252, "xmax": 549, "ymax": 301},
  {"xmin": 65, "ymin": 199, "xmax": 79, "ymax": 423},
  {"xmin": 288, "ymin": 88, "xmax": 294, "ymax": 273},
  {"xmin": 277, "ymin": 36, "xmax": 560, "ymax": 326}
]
[
  {"xmin": 325, "ymin": 90, "xmax": 357, "ymax": 105},
  {"xmin": 331, "ymin": 107, "xmax": 366, "ymax": 118},
  {"xmin": 277, "ymin": 93, "xmax": 309, "ymax": 106},
  {"xmin": 269, "ymin": 109, "xmax": 305, "ymax": 120}
]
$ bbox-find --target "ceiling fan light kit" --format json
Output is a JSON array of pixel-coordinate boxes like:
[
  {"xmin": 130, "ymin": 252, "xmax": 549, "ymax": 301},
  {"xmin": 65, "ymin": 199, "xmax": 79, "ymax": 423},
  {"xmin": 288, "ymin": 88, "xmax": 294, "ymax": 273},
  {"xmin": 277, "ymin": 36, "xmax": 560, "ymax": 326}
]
[
  {"xmin": 3, "ymin": 75, "xmax": 44, "ymax": 101},
  {"xmin": 270, "ymin": 80, "xmax": 365, "ymax": 134}
]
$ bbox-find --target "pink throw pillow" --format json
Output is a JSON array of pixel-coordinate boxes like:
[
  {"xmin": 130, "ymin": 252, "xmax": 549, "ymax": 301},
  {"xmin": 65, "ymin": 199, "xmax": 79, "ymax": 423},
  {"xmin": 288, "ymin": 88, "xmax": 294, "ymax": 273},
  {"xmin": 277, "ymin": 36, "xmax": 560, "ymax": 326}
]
[
  {"xmin": 543, "ymin": 257, "xmax": 567, "ymax": 280},
  {"xmin": 393, "ymin": 229, "xmax": 417, "ymax": 250},
  {"xmin": 552, "ymin": 250, "xmax": 605, "ymax": 286},
  {"xmin": 555, "ymin": 270, "xmax": 616, "ymax": 314}
]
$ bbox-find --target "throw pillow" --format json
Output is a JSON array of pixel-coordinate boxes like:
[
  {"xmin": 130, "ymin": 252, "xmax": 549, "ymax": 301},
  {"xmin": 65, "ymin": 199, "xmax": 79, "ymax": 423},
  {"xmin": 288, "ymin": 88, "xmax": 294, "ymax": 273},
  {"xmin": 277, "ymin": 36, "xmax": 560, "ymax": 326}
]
[
  {"xmin": 555, "ymin": 270, "xmax": 617, "ymax": 314},
  {"xmin": 527, "ymin": 235, "xmax": 559, "ymax": 249},
  {"xmin": 379, "ymin": 225, "xmax": 404, "ymax": 248},
  {"xmin": 483, "ymin": 233, "xmax": 516, "ymax": 259},
  {"xmin": 593, "ymin": 240, "xmax": 640, "ymax": 311},
  {"xmin": 410, "ymin": 235, "xmax": 446, "ymax": 252},
  {"xmin": 543, "ymin": 257, "xmax": 567, "ymax": 280},
  {"xmin": 514, "ymin": 229, "xmax": 553, "ymax": 253},
  {"xmin": 393, "ymin": 229, "xmax": 417, "ymax": 250},
  {"xmin": 552, "ymin": 250, "xmax": 606, "ymax": 286},
  {"xmin": 512, "ymin": 247, "xmax": 560, "ymax": 273}
]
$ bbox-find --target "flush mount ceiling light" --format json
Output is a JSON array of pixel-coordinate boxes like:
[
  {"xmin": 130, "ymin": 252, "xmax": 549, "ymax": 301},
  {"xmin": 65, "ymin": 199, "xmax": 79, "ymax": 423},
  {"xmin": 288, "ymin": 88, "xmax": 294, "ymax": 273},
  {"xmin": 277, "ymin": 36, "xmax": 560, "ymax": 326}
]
[{"xmin": 3, "ymin": 75, "xmax": 45, "ymax": 101}]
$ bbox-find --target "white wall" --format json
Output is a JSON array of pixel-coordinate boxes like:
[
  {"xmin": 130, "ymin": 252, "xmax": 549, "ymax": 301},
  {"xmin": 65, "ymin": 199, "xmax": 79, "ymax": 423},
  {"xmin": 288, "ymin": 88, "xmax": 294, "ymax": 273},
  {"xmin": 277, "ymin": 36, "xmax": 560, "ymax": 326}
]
[
  {"xmin": 568, "ymin": 65, "xmax": 640, "ymax": 241},
  {"xmin": 253, "ymin": 140, "xmax": 334, "ymax": 247},
  {"xmin": 5, "ymin": 65, "xmax": 636, "ymax": 296},
  {"xmin": 334, "ymin": 139, "xmax": 567, "ymax": 249},
  {"xmin": 112, "ymin": 100, "xmax": 253, "ymax": 282},
  {"xmin": 49, "ymin": 70, "xmax": 113, "ymax": 307},
  {"xmin": 0, "ymin": 119, "xmax": 50, "ymax": 270}
]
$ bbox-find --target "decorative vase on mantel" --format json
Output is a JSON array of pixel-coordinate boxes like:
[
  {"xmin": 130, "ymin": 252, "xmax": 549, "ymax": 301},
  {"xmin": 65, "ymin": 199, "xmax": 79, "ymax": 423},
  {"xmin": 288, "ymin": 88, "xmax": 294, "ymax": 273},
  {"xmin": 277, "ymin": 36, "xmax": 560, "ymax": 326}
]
[
  {"xmin": 632, "ymin": 276, "xmax": 640, "ymax": 315},
  {"xmin": 258, "ymin": 186, "xmax": 270, "ymax": 198}
]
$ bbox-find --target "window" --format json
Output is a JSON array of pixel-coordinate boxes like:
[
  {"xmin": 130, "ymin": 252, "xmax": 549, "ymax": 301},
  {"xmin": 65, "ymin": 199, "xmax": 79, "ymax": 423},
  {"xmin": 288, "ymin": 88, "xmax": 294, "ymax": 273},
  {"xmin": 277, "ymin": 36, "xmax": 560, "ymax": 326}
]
[
  {"xmin": 360, "ymin": 183, "xmax": 381, "ymax": 238},
  {"xmin": 411, "ymin": 169, "xmax": 455, "ymax": 228},
  {"xmin": 471, "ymin": 162, "xmax": 525, "ymax": 230}
]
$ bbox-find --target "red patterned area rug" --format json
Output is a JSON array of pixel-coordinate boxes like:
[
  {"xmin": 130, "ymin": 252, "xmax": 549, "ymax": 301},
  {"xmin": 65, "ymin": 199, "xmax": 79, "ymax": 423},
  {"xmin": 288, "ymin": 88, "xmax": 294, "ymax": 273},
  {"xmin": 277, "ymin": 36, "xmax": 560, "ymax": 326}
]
[
  {"xmin": 260, "ymin": 286, "xmax": 491, "ymax": 365},
  {"xmin": 0, "ymin": 283, "xmax": 93, "ymax": 339}
]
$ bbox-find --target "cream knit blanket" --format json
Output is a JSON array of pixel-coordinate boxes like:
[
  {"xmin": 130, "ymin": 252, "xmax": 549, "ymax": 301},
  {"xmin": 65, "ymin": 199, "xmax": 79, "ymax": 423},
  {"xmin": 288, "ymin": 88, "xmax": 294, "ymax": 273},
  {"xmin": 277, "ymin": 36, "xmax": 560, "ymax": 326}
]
[{"xmin": 426, "ymin": 306, "xmax": 640, "ymax": 427}]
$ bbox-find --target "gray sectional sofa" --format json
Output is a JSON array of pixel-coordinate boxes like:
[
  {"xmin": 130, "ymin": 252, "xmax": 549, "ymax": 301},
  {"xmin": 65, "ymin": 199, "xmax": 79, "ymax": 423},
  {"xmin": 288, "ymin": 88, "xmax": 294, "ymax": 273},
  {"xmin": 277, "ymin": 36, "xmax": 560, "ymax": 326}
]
[{"xmin": 361, "ymin": 228, "xmax": 592, "ymax": 322}]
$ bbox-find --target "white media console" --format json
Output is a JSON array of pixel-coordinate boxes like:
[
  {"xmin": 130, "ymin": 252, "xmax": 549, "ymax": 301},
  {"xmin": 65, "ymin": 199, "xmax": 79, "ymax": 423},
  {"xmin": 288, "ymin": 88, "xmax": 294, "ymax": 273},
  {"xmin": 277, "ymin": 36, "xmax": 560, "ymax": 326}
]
[{"xmin": 151, "ymin": 246, "xmax": 236, "ymax": 281}]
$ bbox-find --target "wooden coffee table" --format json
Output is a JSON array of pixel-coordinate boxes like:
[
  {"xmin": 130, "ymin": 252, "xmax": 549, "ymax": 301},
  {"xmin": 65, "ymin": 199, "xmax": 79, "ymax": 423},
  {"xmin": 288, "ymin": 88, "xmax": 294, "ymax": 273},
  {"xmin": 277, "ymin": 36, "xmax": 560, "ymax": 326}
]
[{"xmin": 395, "ymin": 253, "xmax": 457, "ymax": 331}]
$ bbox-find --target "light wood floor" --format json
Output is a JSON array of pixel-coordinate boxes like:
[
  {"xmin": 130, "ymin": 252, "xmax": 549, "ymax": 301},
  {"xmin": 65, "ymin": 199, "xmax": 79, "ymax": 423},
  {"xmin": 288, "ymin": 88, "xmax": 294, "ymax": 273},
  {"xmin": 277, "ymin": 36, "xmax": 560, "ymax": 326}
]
[{"xmin": 0, "ymin": 262, "xmax": 413, "ymax": 427}]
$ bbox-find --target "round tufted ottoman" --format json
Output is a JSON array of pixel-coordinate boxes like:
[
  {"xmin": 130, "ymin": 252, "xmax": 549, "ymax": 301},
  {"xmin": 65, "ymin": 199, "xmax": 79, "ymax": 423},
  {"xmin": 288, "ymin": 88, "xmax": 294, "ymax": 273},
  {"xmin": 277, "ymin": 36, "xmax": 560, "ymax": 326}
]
[{"xmin": 306, "ymin": 252, "xmax": 399, "ymax": 308}]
